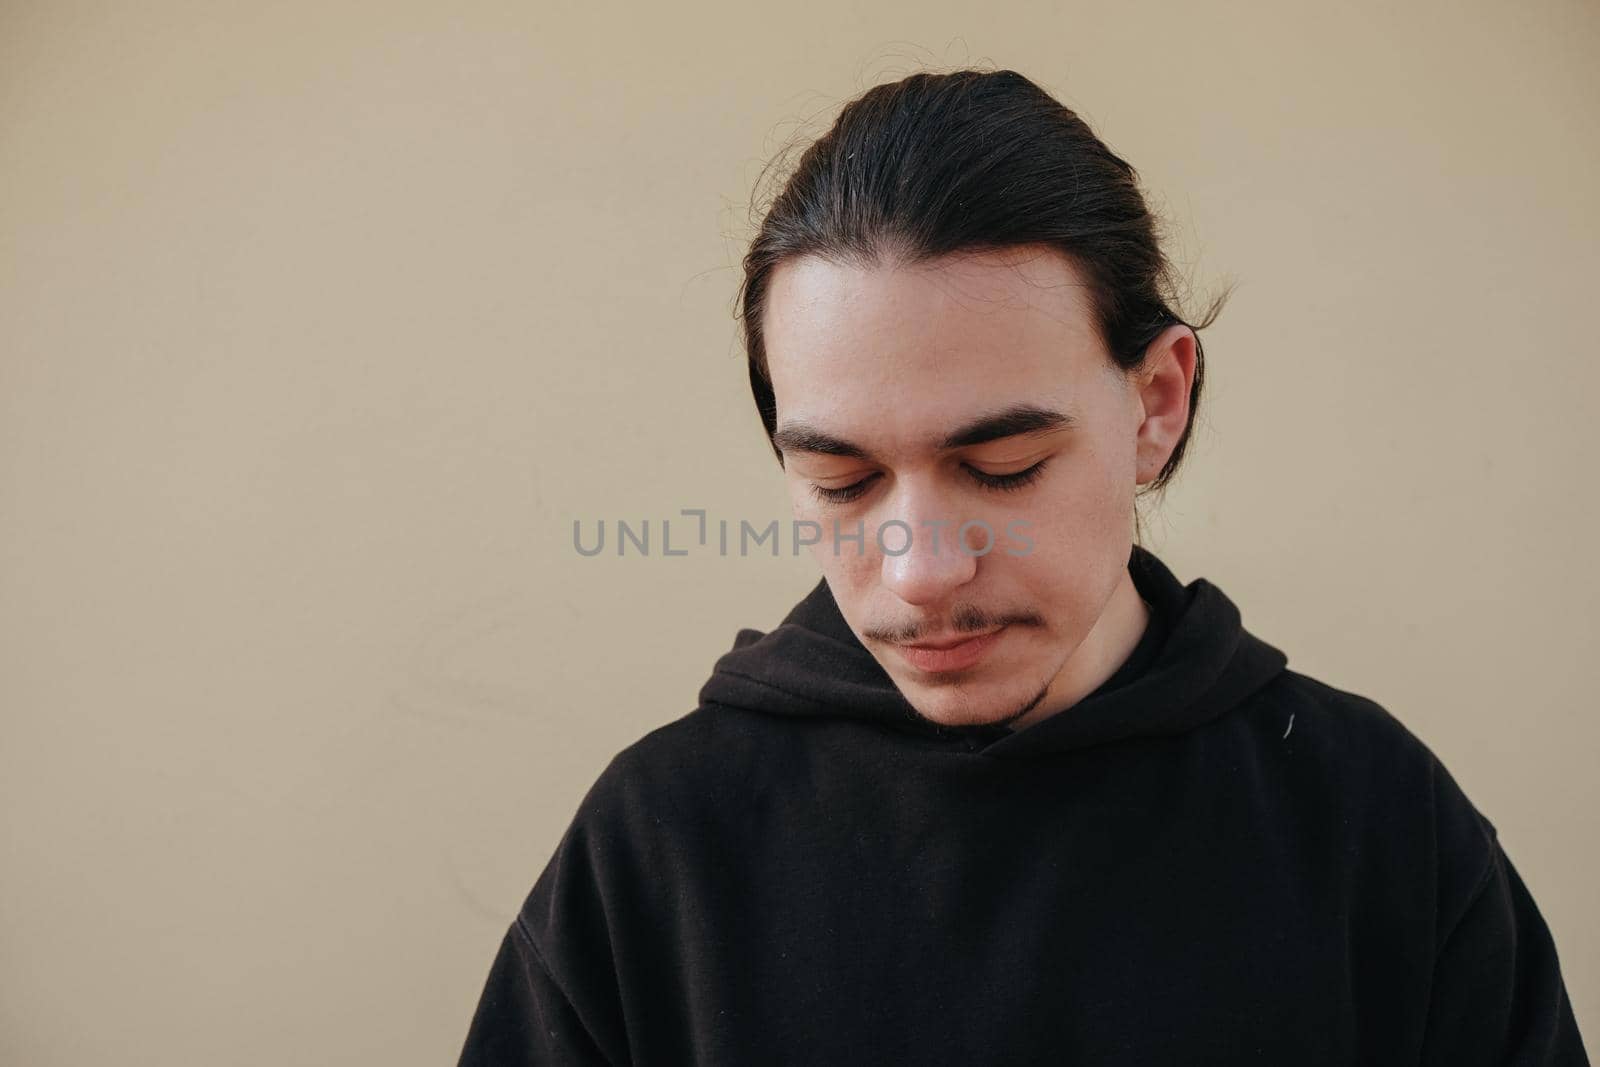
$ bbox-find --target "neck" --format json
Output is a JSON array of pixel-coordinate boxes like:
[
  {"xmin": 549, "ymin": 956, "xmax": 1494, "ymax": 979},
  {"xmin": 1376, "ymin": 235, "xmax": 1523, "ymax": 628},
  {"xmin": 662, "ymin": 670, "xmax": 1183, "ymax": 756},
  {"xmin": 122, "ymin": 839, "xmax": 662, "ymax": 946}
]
[{"xmin": 1010, "ymin": 568, "xmax": 1151, "ymax": 731}]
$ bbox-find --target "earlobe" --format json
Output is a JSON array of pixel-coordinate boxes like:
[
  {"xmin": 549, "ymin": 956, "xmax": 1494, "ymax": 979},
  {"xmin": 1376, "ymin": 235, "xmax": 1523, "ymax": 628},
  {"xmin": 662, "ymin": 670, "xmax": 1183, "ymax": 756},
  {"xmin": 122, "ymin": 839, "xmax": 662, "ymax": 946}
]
[{"xmin": 1133, "ymin": 436, "xmax": 1161, "ymax": 487}]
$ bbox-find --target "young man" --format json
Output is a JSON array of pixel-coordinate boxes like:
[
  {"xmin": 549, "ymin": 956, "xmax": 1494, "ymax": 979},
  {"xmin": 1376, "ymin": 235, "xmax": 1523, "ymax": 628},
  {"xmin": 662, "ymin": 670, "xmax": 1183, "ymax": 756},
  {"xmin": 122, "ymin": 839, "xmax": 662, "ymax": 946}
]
[{"xmin": 458, "ymin": 70, "xmax": 1588, "ymax": 1064}]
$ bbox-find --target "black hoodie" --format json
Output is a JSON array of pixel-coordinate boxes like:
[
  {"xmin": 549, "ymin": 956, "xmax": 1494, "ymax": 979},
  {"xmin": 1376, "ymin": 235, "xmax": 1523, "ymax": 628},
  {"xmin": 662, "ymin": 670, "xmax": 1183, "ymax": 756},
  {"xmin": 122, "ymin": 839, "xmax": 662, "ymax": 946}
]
[{"xmin": 458, "ymin": 544, "xmax": 1588, "ymax": 1065}]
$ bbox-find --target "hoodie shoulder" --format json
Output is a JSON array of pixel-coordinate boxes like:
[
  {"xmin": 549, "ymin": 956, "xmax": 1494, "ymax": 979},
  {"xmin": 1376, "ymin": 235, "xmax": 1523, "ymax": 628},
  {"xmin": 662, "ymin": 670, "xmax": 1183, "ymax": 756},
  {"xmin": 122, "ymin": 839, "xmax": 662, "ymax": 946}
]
[
  {"xmin": 1250, "ymin": 668, "xmax": 1482, "ymax": 801},
  {"xmin": 1244, "ymin": 668, "xmax": 1500, "ymax": 926},
  {"xmin": 513, "ymin": 709, "xmax": 741, "ymax": 930},
  {"xmin": 1255, "ymin": 669, "xmax": 1439, "ymax": 776},
  {"xmin": 569, "ymin": 705, "xmax": 781, "ymax": 831}
]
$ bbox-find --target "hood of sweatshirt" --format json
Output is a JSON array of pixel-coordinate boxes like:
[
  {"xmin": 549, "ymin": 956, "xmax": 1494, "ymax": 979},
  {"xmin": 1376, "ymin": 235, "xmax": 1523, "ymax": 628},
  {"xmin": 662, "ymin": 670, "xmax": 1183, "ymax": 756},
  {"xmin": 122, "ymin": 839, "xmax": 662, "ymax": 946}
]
[{"xmin": 695, "ymin": 543, "xmax": 1290, "ymax": 759}]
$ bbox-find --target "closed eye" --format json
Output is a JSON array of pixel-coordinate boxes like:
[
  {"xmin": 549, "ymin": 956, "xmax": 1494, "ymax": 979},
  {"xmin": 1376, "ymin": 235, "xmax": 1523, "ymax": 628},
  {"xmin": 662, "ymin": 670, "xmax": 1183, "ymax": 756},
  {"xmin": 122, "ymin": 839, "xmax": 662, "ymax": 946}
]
[{"xmin": 809, "ymin": 459, "xmax": 1050, "ymax": 504}]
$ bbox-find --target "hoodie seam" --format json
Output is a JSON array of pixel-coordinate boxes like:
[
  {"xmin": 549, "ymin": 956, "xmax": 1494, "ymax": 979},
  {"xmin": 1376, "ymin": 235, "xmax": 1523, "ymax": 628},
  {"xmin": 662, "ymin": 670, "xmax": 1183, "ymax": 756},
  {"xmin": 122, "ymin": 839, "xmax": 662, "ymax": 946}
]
[{"xmin": 512, "ymin": 914, "xmax": 620, "ymax": 1066}]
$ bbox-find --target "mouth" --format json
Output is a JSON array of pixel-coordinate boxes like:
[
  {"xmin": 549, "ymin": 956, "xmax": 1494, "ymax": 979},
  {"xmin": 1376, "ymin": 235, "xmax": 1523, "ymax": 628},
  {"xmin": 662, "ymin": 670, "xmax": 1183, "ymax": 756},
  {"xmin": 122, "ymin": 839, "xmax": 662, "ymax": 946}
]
[{"xmin": 894, "ymin": 626, "xmax": 1008, "ymax": 674}]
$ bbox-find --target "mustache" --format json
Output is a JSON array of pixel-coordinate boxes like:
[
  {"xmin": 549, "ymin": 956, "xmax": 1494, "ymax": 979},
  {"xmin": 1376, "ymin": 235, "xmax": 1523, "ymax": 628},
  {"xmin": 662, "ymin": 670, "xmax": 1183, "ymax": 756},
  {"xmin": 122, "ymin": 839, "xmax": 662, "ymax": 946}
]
[{"xmin": 862, "ymin": 604, "xmax": 1043, "ymax": 645}]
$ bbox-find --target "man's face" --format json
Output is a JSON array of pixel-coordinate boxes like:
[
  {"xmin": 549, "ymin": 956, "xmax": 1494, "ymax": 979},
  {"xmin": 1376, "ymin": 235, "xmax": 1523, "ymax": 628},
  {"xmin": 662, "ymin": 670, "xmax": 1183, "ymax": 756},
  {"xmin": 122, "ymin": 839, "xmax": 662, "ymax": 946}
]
[{"xmin": 762, "ymin": 245, "xmax": 1187, "ymax": 730}]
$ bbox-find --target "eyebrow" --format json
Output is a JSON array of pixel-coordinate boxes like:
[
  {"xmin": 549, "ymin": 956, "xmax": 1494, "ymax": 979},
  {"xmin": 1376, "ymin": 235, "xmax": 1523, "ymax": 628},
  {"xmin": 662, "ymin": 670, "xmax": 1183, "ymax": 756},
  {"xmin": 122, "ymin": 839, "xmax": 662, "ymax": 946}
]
[{"xmin": 771, "ymin": 403, "xmax": 1075, "ymax": 460}]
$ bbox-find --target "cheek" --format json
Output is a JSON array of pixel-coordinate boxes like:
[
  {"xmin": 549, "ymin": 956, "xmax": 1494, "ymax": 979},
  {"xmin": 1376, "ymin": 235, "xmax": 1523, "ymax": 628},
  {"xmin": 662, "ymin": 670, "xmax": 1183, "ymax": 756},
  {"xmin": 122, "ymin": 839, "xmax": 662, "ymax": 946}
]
[
  {"xmin": 1064, "ymin": 440, "xmax": 1136, "ymax": 517},
  {"xmin": 809, "ymin": 535, "xmax": 878, "ymax": 586},
  {"xmin": 789, "ymin": 483, "xmax": 844, "ymax": 546},
  {"xmin": 1021, "ymin": 465, "xmax": 1132, "ymax": 559}
]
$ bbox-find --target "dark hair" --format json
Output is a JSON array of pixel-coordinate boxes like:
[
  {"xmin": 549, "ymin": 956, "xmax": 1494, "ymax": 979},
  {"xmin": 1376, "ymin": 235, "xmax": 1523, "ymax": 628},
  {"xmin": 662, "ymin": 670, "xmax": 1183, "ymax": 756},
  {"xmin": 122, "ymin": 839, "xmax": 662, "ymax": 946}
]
[{"xmin": 736, "ymin": 68, "xmax": 1230, "ymax": 518}]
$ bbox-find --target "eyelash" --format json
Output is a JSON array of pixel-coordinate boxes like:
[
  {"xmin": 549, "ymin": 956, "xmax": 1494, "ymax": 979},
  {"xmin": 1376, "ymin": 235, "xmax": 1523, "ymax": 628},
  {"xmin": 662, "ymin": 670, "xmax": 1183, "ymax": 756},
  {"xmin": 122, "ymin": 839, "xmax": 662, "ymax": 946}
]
[{"xmin": 809, "ymin": 459, "xmax": 1051, "ymax": 504}]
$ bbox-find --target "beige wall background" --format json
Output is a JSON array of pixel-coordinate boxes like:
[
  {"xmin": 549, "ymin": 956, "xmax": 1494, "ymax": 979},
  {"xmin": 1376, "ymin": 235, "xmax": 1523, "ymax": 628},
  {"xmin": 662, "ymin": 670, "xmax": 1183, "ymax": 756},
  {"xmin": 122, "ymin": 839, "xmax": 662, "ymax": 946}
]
[{"xmin": 2, "ymin": 1, "xmax": 1595, "ymax": 1062}]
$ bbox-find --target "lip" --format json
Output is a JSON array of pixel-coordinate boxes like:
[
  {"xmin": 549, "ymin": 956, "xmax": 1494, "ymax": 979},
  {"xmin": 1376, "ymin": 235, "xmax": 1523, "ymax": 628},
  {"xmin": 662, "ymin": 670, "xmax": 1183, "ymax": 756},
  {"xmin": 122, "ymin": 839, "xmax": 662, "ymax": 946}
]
[{"xmin": 895, "ymin": 626, "xmax": 1007, "ymax": 673}]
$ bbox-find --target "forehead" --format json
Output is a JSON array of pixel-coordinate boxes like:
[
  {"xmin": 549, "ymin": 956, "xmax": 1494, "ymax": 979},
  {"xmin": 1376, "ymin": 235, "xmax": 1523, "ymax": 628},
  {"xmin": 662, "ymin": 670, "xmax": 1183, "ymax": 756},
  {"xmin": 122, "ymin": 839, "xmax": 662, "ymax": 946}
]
[{"xmin": 762, "ymin": 246, "xmax": 1108, "ymax": 451}]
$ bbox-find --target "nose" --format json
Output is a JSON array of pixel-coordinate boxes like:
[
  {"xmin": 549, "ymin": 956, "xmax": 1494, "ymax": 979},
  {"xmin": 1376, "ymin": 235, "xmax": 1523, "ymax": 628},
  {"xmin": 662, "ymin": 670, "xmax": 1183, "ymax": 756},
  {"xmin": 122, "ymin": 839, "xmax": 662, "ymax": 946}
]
[{"xmin": 878, "ymin": 505, "xmax": 981, "ymax": 607}]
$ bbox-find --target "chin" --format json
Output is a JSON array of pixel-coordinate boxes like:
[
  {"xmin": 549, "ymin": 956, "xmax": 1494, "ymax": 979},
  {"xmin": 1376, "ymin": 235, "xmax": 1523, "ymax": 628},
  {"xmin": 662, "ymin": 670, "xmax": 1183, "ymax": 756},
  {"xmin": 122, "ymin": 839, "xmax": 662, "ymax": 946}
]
[{"xmin": 905, "ymin": 681, "xmax": 1033, "ymax": 729}]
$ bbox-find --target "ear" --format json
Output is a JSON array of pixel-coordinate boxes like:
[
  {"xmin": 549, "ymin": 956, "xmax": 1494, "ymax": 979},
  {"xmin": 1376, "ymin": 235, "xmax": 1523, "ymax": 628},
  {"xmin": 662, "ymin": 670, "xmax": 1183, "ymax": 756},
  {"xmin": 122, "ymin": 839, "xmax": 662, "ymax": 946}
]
[{"xmin": 1132, "ymin": 325, "xmax": 1197, "ymax": 486}]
